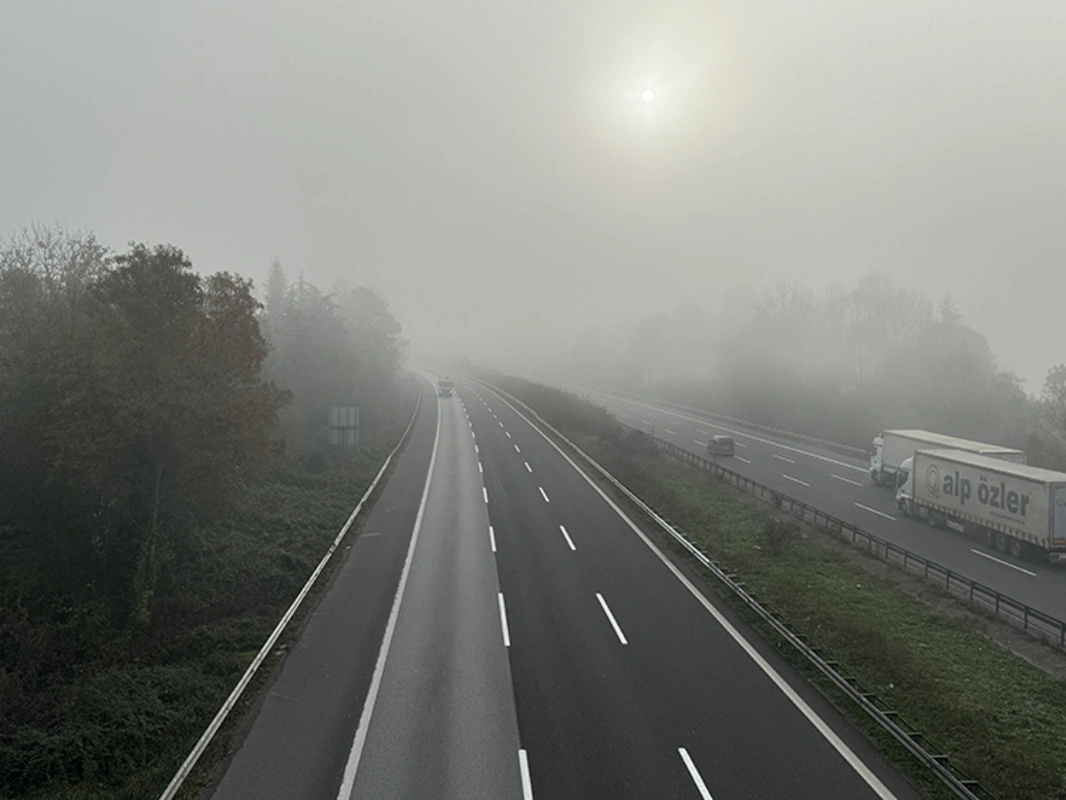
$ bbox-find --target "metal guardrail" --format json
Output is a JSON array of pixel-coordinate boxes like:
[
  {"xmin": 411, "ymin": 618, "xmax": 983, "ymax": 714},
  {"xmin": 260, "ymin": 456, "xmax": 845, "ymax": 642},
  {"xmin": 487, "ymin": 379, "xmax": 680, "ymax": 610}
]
[
  {"xmin": 546, "ymin": 378, "xmax": 871, "ymax": 460},
  {"xmin": 157, "ymin": 380, "xmax": 424, "ymax": 800},
  {"xmin": 475, "ymin": 377, "xmax": 991, "ymax": 800},
  {"xmin": 655, "ymin": 436, "xmax": 1066, "ymax": 651}
]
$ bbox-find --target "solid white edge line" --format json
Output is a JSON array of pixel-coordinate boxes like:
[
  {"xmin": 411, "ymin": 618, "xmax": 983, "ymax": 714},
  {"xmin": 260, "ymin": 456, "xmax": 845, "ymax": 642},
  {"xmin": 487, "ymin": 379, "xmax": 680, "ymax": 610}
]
[
  {"xmin": 498, "ymin": 592, "xmax": 511, "ymax": 647},
  {"xmin": 678, "ymin": 748, "xmax": 714, "ymax": 800},
  {"xmin": 518, "ymin": 749, "xmax": 534, "ymax": 800},
  {"xmin": 159, "ymin": 383, "xmax": 424, "ymax": 800},
  {"xmin": 559, "ymin": 524, "xmax": 577, "ymax": 551},
  {"xmin": 334, "ymin": 389, "xmax": 442, "ymax": 800},
  {"xmin": 734, "ymin": 456, "xmax": 752, "ymax": 464},
  {"xmin": 854, "ymin": 502, "xmax": 897, "ymax": 522},
  {"xmin": 490, "ymin": 524, "xmax": 497, "ymax": 553},
  {"xmin": 832, "ymin": 474, "xmax": 863, "ymax": 487},
  {"xmin": 596, "ymin": 593, "xmax": 628, "ymax": 644},
  {"xmin": 539, "ymin": 486, "xmax": 550, "ymax": 503},
  {"xmin": 971, "ymin": 548, "xmax": 1037, "ymax": 577},
  {"xmin": 782, "ymin": 474, "xmax": 810, "ymax": 487},
  {"xmin": 479, "ymin": 382, "xmax": 897, "ymax": 800}
]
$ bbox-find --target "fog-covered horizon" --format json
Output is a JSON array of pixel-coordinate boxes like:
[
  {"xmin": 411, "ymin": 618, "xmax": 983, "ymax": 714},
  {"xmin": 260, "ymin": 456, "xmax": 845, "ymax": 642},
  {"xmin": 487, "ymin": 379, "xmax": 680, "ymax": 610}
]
[{"xmin": 3, "ymin": 1, "xmax": 1064, "ymax": 388}]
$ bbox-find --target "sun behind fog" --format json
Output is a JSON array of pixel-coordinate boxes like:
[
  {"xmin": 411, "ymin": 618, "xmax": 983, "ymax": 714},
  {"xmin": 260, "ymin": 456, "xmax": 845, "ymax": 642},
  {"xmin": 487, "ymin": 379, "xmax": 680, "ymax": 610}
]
[{"xmin": 641, "ymin": 88, "xmax": 655, "ymax": 103}]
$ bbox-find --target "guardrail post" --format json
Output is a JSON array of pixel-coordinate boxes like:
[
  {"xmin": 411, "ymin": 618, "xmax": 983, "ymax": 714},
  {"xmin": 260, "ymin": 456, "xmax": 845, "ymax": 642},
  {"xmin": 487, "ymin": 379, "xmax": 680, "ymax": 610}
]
[{"xmin": 1024, "ymin": 605, "xmax": 1030, "ymax": 631}]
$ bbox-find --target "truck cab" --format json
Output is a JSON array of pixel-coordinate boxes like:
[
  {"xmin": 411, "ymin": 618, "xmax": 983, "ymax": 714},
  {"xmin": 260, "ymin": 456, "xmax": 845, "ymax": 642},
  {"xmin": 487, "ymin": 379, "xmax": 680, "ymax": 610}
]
[
  {"xmin": 869, "ymin": 435, "xmax": 885, "ymax": 484},
  {"xmin": 894, "ymin": 456, "xmax": 914, "ymax": 515},
  {"xmin": 437, "ymin": 375, "xmax": 454, "ymax": 397}
]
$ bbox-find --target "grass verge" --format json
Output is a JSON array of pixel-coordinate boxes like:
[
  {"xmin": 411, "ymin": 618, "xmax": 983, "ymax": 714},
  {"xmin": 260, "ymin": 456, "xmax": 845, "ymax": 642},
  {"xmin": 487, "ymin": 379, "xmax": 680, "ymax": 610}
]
[{"xmin": 488, "ymin": 372, "xmax": 1066, "ymax": 800}]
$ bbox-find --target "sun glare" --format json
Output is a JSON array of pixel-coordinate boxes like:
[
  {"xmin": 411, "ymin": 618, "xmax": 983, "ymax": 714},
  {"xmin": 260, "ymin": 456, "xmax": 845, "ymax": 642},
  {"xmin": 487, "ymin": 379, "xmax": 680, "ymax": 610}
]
[{"xmin": 641, "ymin": 88, "xmax": 655, "ymax": 103}]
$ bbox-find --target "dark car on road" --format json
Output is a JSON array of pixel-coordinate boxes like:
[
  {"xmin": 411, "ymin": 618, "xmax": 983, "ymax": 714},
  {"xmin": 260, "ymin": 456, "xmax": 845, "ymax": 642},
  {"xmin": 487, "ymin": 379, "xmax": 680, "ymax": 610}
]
[{"xmin": 707, "ymin": 435, "xmax": 735, "ymax": 457}]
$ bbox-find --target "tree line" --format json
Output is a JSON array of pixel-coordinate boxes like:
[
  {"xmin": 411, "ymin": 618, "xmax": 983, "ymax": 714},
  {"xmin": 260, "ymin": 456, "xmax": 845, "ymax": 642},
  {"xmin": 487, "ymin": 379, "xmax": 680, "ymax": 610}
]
[
  {"xmin": 0, "ymin": 225, "xmax": 406, "ymax": 631},
  {"xmin": 561, "ymin": 274, "xmax": 1066, "ymax": 470}
]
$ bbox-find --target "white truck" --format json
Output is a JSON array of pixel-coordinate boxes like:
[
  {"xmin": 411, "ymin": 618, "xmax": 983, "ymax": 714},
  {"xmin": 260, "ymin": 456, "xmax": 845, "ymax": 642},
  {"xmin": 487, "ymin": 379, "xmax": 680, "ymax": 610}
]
[
  {"xmin": 869, "ymin": 429, "xmax": 1025, "ymax": 487},
  {"xmin": 895, "ymin": 448, "xmax": 1066, "ymax": 560}
]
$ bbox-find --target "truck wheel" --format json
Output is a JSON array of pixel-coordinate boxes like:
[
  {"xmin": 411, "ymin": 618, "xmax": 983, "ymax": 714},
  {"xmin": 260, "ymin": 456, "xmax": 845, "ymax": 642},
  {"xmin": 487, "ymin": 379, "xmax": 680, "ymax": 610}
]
[
  {"xmin": 871, "ymin": 470, "xmax": 881, "ymax": 485},
  {"xmin": 928, "ymin": 510, "xmax": 945, "ymax": 529},
  {"xmin": 980, "ymin": 527, "xmax": 996, "ymax": 548},
  {"xmin": 1008, "ymin": 538, "xmax": 1024, "ymax": 560},
  {"xmin": 995, "ymin": 533, "xmax": 1010, "ymax": 553}
]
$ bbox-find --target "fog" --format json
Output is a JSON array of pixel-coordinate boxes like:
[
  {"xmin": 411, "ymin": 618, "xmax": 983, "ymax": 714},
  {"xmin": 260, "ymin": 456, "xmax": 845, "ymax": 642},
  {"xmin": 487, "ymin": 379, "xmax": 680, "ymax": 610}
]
[{"xmin": 2, "ymin": 1, "xmax": 1065, "ymax": 387}]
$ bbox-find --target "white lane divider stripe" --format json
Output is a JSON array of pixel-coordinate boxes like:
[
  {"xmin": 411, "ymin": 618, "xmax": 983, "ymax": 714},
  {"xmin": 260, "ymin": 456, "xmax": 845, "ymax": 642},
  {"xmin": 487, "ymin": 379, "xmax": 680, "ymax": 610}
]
[
  {"xmin": 474, "ymin": 444, "xmax": 479, "ymax": 454},
  {"xmin": 489, "ymin": 525, "xmax": 496, "ymax": 553},
  {"xmin": 483, "ymin": 487, "xmax": 489, "ymax": 504},
  {"xmin": 854, "ymin": 502, "xmax": 896, "ymax": 521},
  {"xmin": 518, "ymin": 749, "xmax": 534, "ymax": 800},
  {"xmin": 539, "ymin": 486, "xmax": 550, "ymax": 503},
  {"xmin": 596, "ymin": 593, "xmax": 628, "ymax": 644},
  {"xmin": 514, "ymin": 444, "xmax": 521, "ymax": 454},
  {"xmin": 734, "ymin": 456, "xmax": 752, "ymax": 464},
  {"xmin": 506, "ymin": 431, "xmax": 512, "ymax": 438},
  {"xmin": 782, "ymin": 474, "xmax": 810, "ymax": 487},
  {"xmin": 498, "ymin": 593, "xmax": 511, "ymax": 647},
  {"xmin": 772, "ymin": 454, "xmax": 796, "ymax": 464},
  {"xmin": 559, "ymin": 525, "xmax": 576, "ymax": 551},
  {"xmin": 665, "ymin": 429, "xmax": 677, "ymax": 435},
  {"xmin": 832, "ymin": 474, "xmax": 863, "ymax": 487},
  {"xmin": 593, "ymin": 392, "xmax": 868, "ymax": 473},
  {"xmin": 971, "ymin": 548, "xmax": 1037, "ymax": 576},
  {"xmin": 734, "ymin": 441, "xmax": 747, "ymax": 448},
  {"xmin": 525, "ymin": 461, "xmax": 533, "ymax": 473},
  {"xmin": 478, "ymin": 462, "xmax": 483, "ymax": 474},
  {"xmin": 678, "ymin": 748, "xmax": 714, "ymax": 800},
  {"xmin": 480, "ymin": 383, "xmax": 896, "ymax": 799}
]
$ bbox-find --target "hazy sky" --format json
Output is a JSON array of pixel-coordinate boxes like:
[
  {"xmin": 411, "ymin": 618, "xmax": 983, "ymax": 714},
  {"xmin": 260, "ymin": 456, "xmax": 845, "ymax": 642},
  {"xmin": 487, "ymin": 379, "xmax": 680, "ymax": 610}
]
[{"xmin": 2, "ymin": 1, "xmax": 1064, "ymax": 387}]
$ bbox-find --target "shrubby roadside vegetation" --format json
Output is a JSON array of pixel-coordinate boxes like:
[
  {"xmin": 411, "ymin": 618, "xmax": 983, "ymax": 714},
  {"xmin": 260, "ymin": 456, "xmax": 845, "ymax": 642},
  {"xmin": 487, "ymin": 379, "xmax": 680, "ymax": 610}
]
[
  {"xmin": 0, "ymin": 225, "xmax": 410, "ymax": 798},
  {"xmin": 561, "ymin": 275, "xmax": 1066, "ymax": 469}
]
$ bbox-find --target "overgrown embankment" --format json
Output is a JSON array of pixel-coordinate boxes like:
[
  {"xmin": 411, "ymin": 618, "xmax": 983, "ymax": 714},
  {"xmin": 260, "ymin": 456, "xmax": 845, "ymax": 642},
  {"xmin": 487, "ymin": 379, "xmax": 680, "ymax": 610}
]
[
  {"xmin": 488, "ymin": 372, "xmax": 1066, "ymax": 800},
  {"xmin": 0, "ymin": 384, "xmax": 417, "ymax": 800}
]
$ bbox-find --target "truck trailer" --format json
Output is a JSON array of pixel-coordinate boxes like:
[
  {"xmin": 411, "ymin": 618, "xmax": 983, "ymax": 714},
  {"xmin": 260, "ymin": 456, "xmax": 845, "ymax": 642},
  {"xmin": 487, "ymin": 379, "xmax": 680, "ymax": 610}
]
[
  {"xmin": 895, "ymin": 448, "xmax": 1066, "ymax": 560},
  {"xmin": 869, "ymin": 429, "xmax": 1025, "ymax": 487}
]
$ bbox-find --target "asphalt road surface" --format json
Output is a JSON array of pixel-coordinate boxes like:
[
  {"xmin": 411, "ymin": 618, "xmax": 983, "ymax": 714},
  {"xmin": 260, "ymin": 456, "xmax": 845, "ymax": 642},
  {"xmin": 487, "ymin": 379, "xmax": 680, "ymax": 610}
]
[
  {"xmin": 206, "ymin": 374, "xmax": 923, "ymax": 799},
  {"xmin": 563, "ymin": 383, "xmax": 1066, "ymax": 624}
]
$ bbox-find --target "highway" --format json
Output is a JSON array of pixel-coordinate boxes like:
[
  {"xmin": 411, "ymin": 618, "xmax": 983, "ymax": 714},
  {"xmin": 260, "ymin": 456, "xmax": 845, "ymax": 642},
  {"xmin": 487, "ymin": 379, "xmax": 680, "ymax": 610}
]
[
  {"xmin": 566, "ymin": 384, "xmax": 1066, "ymax": 623},
  {"xmin": 206, "ymin": 375, "xmax": 922, "ymax": 799}
]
